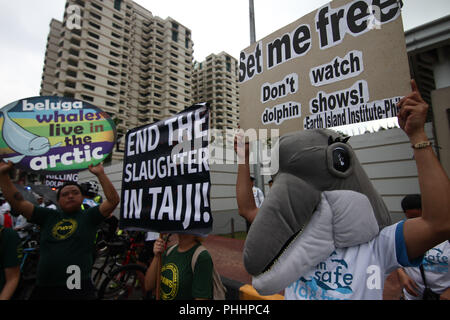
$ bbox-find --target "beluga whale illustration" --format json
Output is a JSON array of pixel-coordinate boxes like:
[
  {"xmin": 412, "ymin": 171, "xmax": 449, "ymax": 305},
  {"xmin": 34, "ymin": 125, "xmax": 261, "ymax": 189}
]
[{"xmin": 0, "ymin": 101, "xmax": 62, "ymax": 163}]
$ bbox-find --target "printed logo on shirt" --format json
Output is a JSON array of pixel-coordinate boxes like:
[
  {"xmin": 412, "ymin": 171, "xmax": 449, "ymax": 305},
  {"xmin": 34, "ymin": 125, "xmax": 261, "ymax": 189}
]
[
  {"xmin": 161, "ymin": 263, "xmax": 179, "ymax": 300},
  {"xmin": 288, "ymin": 251, "xmax": 354, "ymax": 300},
  {"xmin": 423, "ymin": 247, "xmax": 449, "ymax": 273},
  {"xmin": 51, "ymin": 219, "xmax": 78, "ymax": 240}
]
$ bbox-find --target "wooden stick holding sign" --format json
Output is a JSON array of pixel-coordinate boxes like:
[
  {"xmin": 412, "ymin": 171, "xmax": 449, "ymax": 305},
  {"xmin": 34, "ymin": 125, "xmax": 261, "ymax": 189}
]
[
  {"xmin": 155, "ymin": 233, "xmax": 170, "ymax": 300},
  {"xmin": 155, "ymin": 234, "xmax": 162, "ymax": 300}
]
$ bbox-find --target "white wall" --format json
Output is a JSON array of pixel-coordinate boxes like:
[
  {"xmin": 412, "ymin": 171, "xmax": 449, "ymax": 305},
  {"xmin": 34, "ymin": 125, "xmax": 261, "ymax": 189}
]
[
  {"xmin": 348, "ymin": 123, "xmax": 434, "ymax": 222},
  {"xmin": 78, "ymin": 123, "xmax": 435, "ymax": 233}
]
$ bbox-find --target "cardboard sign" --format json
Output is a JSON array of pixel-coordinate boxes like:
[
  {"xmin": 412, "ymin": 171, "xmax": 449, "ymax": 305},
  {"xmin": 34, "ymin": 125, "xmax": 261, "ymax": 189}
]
[
  {"xmin": 0, "ymin": 96, "xmax": 116, "ymax": 173},
  {"xmin": 119, "ymin": 103, "xmax": 212, "ymax": 236},
  {"xmin": 239, "ymin": 0, "xmax": 411, "ymax": 136}
]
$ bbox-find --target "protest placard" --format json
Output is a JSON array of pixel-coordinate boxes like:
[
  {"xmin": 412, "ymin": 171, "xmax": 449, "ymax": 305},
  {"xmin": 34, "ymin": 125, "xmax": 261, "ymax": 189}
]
[
  {"xmin": 0, "ymin": 96, "xmax": 116, "ymax": 173},
  {"xmin": 119, "ymin": 103, "xmax": 212, "ymax": 235},
  {"xmin": 44, "ymin": 173, "xmax": 79, "ymax": 188},
  {"xmin": 239, "ymin": 0, "xmax": 411, "ymax": 137}
]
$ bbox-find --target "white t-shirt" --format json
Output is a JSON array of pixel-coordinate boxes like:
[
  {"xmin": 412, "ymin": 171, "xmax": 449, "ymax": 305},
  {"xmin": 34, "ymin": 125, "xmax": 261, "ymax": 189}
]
[
  {"xmin": 284, "ymin": 221, "xmax": 422, "ymax": 300},
  {"xmin": 0, "ymin": 202, "xmax": 11, "ymax": 214},
  {"xmin": 402, "ymin": 240, "xmax": 450, "ymax": 300}
]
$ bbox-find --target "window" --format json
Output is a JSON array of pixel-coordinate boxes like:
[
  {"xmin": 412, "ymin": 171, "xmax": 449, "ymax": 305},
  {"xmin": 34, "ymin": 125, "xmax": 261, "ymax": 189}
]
[
  {"xmin": 86, "ymin": 51, "xmax": 98, "ymax": 59},
  {"xmin": 89, "ymin": 21, "xmax": 101, "ymax": 30},
  {"xmin": 65, "ymin": 81, "xmax": 76, "ymax": 88},
  {"xmin": 90, "ymin": 12, "xmax": 101, "ymax": 21},
  {"xmin": 91, "ymin": 2, "xmax": 102, "ymax": 11},
  {"xmin": 85, "ymin": 62, "xmax": 97, "ymax": 70},
  {"xmin": 81, "ymin": 95, "xmax": 94, "ymax": 102},
  {"xmin": 88, "ymin": 31, "xmax": 100, "ymax": 39},
  {"xmin": 114, "ymin": 0, "xmax": 122, "ymax": 11},
  {"xmin": 82, "ymin": 83, "xmax": 95, "ymax": 91},
  {"xmin": 172, "ymin": 30, "xmax": 178, "ymax": 42},
  {"xmin": 69, "ymin": 48, "xmax": 79, "ymax": 57},
  {"xmin": 87, "ymin": 41, "xmax": 99, "ymax": 49},
  {"xmin": 67, "ymin": 70, "xmax": 77, "ymax": 78},
  {"xmin": 83, "ymin": 72, "xmax": 96, "ymax": 80}
]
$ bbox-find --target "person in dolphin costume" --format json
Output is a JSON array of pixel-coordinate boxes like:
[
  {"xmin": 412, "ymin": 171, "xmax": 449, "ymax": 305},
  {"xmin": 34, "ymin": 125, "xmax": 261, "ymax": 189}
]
[
  {"xmin": 236, "ymin": 80, "xmax": 450, "ymax": 299},
  {"xmin": 0, "ymin": 101, "xmax": 61, "ymax": 164}
]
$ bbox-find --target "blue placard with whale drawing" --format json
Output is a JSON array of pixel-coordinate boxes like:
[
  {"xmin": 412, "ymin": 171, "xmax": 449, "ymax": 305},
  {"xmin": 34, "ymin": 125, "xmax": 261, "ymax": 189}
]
[{"xmin": 0, "ymin": 96, "xmax": 116, "ymax": 174}]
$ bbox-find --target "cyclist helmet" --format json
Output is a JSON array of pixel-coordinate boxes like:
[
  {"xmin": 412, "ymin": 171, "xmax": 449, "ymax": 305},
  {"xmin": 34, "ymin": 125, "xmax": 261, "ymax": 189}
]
[{"xmin": 81, "ymin": 180, "xmax": 99, "ymax": 197}]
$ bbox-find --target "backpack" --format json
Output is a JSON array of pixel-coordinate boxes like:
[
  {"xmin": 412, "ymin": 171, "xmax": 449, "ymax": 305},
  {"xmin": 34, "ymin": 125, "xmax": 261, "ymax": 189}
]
[{"xmin": 166, "ymin": 244, "xmax": 227, "ymax": 300}]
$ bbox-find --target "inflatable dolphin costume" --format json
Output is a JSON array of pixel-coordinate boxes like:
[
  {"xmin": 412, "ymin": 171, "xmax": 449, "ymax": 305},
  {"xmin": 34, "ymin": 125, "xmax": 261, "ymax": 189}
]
[{"xmin": 243, "ymin": 129, "xmax": 392, "ymax": 295}]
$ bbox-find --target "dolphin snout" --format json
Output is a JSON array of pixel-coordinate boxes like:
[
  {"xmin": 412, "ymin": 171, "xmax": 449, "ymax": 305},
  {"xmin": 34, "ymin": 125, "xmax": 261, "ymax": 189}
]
[{"xmin": 28, "ymin": 137, "xmax": 51, "ymax": 155}]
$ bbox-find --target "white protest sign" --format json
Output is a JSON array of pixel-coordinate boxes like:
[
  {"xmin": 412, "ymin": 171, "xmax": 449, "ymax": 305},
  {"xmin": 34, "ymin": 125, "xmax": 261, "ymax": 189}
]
[{"xmin": 239, "ymin": 0, "xmax": 411, "ymax": 136}]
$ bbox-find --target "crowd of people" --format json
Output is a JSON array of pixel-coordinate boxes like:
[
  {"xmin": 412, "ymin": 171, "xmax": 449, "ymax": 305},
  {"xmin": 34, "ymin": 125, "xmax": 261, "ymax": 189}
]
[{"xmin": 0, "ymin": 81, "xmax": 449, "ymax": 300}]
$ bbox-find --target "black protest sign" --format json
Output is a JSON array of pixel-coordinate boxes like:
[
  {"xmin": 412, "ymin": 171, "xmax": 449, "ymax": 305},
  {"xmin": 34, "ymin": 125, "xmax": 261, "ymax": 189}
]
[{"xmin": 119, "ymin": 103, "xmax": 212, "ymax": 235}]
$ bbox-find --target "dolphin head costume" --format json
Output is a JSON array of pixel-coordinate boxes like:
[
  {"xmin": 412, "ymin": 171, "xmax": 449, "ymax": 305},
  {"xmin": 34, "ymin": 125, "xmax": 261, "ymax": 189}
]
[{"xmin": 243, "ymin": 129, "xmax": 392, "ymax": 295}]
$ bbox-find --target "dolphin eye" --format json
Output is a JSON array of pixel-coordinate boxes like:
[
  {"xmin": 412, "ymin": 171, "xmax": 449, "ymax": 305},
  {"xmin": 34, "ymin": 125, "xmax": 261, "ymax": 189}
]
[{"xmin": 332, "ymin": 147, "xmax": 350, "ymax": 173}]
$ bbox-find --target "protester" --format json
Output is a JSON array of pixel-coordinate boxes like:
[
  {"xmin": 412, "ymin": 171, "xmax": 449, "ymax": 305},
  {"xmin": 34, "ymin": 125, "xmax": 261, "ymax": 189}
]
[
  {"xmin": 138, "ymin": 232, "xmax": 159, "ymax": 266},
  {"xmin": 145, "ymin": 233, "xmax": 213, "ymax": 300},
  {"xmin": 13, "ymin": 214, "xmax": 32, "ymax": 240},
  {"xmin": 44, "ymin": 198, "xmax": 57, "ymax": 210},
  {"xmin": 0, "ymin": 162, "xmax": 119, "ymax": 300},
  {"xmin": 0, "ymin": 226, "xmax": 22, "ymax": 300},
  {"xmin": 397, "ymin": 194, "xmax": 450, "ymax": 300},
  {"xmin": 36, "ymin": 195, "xmax": 45, "ymax": 208},
  {"xmin": 80, "ymin": 180, "xmax": 103, "ymax": 209},
  {"xmin": 235, "ymin": 80, "xmax": 450, "ymax": 299},
  {"xmin": 0, "ymin": 199, "xmax": 13, "ymax": 228}
]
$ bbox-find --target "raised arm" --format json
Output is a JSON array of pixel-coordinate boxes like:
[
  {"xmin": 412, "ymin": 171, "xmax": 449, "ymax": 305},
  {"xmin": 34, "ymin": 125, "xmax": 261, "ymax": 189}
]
[
  {"xmin": 88, "ymin": 163, "xmax": 120, "ymax": 218},
  {"xmin": 0, "ymin": 161, "xmax": 34, "ymax": 220},
  {"xmin": 235, "ymin": 131, "xmax": 258, "ymax": 224},
  {"xmin": 399, "ymin": 80, "xmax": 450, "ymax": 260}
]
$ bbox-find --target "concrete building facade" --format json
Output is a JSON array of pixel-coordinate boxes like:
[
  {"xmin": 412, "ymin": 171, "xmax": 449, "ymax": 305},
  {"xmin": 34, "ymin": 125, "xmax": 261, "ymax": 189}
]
[
  {"xmin": 40, "ymin": 0, "xmax": 194, "ymax": 160},
  {"xmin": 192, "ymin": 52, "xmax": 240, "ymax": 133},
  {"xmin": 405, "ymin": 14, "xmax": 450, "ymax": 177}
]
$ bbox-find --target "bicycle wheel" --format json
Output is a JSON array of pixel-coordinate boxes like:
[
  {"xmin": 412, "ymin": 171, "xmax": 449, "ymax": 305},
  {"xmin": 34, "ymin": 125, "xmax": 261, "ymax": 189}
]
[
  {"xmin": 92, "ymin": 256, "xmax": 120, "ymax": 290},
  {"xmin": 98, "ymin": 264, "xmax": 148, "ymax": 300}
]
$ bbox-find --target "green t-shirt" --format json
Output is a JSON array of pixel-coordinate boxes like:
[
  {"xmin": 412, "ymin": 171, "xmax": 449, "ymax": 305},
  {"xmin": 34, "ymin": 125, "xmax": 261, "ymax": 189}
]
[
  {"xmin": 0, "ymin": 228, "xmax": 22, "ymax": 292},
  {"xmin": 30, "ymin": 205, "xmax": 105, "ymax": 287},
  {"xmin": 160, "ymin": 243, "xmax": 213, "ymax": 300}
]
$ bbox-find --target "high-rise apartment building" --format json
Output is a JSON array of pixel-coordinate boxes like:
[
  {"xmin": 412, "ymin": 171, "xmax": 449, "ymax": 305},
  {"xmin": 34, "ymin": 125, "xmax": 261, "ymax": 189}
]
[
  {"xmin": 192, "ymin": 52, "xmax": 240, "ymax": 133},
  {"xmin": 40, "ymin": 0, "xmax": 194, "ymax": 160}
]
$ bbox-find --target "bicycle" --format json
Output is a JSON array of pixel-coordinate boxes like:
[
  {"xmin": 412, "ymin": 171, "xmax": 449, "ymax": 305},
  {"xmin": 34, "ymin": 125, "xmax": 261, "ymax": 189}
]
[
  {"xmin": 12, "ymin": 226, "xmax": 40, "ymax": 300},
  {"xmin": 97, "ymin": 263, "xmax": 149, "ymax": 300},
  {"xmin": 91, "ymin": 238, "xmax": 127, "ymax": 290},
  {"xmin": 96, "ymin": 232, "xmax": 152, "ymax": 300}
]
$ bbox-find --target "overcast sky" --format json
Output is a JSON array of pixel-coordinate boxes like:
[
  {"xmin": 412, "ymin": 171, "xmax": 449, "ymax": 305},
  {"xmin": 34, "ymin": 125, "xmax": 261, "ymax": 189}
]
[{"xmin": 0, "ymin": 0, "xmax": 449, "ymax": 108}]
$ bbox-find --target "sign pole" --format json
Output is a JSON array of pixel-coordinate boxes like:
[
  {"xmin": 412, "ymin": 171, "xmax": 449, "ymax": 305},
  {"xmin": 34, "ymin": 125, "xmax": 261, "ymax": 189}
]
[
  {"xmin": 249, "ymin": 0, "xmax": 256, "ymax": 43},
  {"xmin": 249, "ymin": 0, "xmax": 265, "ymax": 201}
]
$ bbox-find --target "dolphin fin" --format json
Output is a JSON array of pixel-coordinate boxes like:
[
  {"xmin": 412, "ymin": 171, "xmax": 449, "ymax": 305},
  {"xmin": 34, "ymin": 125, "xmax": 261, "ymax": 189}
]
[
  {"xmin": 0, "ymin": 101, "xmax": 20, "ymax": 114},
  {"xmin": 4, "ymin": 155, "xmax": 26, "ymax": 163}
]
